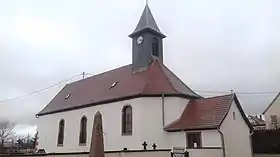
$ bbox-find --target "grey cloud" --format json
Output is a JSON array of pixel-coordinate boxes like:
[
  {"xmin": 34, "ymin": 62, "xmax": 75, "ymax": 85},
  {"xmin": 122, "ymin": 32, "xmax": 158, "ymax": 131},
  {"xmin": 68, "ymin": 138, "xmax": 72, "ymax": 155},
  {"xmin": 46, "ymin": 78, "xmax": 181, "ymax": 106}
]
[{"xmin": 0, "ymin": 0, "xmax": 280, "ymax": 132}]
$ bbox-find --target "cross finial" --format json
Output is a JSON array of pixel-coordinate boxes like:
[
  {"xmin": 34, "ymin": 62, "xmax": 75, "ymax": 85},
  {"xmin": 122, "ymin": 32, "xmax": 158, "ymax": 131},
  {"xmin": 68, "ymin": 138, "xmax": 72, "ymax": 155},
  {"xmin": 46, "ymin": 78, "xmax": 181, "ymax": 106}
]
[{"xmin": 146, "ymin": 0, "xmax": 148, "ymax": 5}]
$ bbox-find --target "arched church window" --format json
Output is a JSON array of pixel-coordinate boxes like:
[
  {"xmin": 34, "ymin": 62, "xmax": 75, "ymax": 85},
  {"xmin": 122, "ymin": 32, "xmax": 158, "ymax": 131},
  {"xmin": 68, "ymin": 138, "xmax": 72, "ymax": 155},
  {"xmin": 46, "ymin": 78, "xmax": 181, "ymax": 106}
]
[
  {"xmin": 79, "ymin": 116, "xmax": 87, "ymax": 145},
  {"xmin": 152, "ymin": 37, "xmax": 159, "ymax": 57},
  {"xmin": 122, "ymin": 105, "xmax": 132, "ymax": 135},
  {"xmin": 57, "ymin": 119, "xmax": 65, "ymax": 146}
]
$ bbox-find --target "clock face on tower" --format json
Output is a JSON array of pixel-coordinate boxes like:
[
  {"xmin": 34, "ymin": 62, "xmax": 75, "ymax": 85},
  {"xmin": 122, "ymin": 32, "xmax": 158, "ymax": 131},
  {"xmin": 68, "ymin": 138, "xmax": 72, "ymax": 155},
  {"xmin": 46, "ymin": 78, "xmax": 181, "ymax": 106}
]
[{"xmin": 137, "ymin": 36, "xmax": 143, "ymax": 44}]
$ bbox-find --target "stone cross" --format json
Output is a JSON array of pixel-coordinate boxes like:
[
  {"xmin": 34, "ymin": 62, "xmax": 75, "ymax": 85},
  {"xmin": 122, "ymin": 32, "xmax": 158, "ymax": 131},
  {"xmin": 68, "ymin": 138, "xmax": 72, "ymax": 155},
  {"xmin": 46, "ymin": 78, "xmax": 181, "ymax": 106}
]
[
  {"xmin": 89, "ymin": 111, "xmax": 105, "ymax": 157},
  {"xmin": 142, "ymin": 141, "xmax": 148, "ymax": 150},
  {"xmin": 152, "ymin": 143, "xmax": 157, "ymax": 150}
]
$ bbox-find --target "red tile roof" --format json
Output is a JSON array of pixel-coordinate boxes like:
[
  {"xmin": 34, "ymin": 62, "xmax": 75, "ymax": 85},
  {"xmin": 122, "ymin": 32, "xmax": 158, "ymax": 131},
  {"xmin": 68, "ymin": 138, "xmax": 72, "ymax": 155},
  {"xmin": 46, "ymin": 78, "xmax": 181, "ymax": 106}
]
[
  {"xmin": 164, "ymin": 94, "xmax": 252, "ymax": 131},
  {"xmin": 37, "ymin": 59, "xmax": 200, "ymax": 116}
]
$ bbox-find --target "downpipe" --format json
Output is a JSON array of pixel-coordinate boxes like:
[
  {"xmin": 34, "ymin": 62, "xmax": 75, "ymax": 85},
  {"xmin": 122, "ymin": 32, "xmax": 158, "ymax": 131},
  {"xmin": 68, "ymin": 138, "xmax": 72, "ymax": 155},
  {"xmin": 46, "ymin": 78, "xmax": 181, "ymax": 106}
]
[
  {"xmin": 161, "ymin": 94, "xmax": 165, "ymax": 127},
  {"xmin": 218, "ymin": 129, "xmax": 226, "ymax": 157}
]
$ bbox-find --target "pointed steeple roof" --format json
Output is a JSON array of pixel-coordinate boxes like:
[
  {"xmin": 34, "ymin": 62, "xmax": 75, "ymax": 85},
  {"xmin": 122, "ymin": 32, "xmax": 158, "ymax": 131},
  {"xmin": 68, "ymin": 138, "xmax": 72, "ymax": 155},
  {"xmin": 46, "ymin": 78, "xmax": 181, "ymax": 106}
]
[{"xmin": 129, "ymin": 4, "xmax": 166, "ymax": 38}]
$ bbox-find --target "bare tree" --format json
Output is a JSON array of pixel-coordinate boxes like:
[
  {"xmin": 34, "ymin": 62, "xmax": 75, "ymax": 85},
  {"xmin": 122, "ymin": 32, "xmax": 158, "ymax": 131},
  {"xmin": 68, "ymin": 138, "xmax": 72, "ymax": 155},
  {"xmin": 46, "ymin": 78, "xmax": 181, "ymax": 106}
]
[{"xmin": 0, "ymin": 122, "xmax": 15, "ymax": 154}]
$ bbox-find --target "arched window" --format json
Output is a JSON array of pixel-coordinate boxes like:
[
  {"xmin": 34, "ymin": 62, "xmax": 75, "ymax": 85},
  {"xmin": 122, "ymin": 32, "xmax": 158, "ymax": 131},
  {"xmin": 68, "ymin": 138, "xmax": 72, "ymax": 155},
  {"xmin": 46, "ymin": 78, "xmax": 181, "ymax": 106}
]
[
  {"xmin": 152, "ymin": 37, "xmax": 159, "ymax": 57},
  {"xmin": 57, "ymin": 119, "xmax": 65, "ymax": 146},
  {"xmin": 122, "ymin": 105, "xmax": 132, "ymax": 135},
  {"xmin": 79, "ymin": 116, "xmax": 87, "ymax": 144}
]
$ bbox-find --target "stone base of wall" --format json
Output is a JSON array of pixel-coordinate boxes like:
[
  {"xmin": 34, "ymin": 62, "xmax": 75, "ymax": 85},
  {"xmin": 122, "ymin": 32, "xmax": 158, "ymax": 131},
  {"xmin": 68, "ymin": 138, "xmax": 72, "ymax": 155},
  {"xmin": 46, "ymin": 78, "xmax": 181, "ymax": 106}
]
[{"xmin": 8, "ymin": 150, "xmax": 170, "ymax": 157}]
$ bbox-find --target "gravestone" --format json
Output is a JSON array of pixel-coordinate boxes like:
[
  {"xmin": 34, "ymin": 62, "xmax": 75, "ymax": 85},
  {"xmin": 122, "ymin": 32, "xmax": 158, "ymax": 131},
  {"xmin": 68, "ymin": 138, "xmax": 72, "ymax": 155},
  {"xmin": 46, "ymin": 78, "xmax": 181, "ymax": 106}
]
[{"xmin": 89, "ymin": 111, "xmax": 105, "ymax": 157}]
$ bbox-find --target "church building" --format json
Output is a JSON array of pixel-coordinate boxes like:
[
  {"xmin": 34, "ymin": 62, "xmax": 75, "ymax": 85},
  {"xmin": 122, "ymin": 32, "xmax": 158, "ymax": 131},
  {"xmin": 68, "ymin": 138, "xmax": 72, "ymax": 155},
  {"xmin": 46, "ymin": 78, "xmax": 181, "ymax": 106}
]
[{"xmin": 36, "ymin": 4, "xmax": 253, "ymax": 157}]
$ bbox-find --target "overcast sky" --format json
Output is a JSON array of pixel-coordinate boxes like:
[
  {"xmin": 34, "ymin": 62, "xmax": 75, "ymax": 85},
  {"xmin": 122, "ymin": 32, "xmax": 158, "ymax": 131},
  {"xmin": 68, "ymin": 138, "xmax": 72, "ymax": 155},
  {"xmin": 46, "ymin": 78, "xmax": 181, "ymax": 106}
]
[{"xmin": 1, "ymin": 0, "xmax": 280, "ymax": 135}]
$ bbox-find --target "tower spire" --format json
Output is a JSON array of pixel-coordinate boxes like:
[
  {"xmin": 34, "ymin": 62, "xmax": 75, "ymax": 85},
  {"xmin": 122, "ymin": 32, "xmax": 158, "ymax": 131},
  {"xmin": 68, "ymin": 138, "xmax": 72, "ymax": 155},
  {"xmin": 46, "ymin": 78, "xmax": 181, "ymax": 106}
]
[{"xmin": 129, "ymin": 4, "xmax": 165, "ymax": 38}]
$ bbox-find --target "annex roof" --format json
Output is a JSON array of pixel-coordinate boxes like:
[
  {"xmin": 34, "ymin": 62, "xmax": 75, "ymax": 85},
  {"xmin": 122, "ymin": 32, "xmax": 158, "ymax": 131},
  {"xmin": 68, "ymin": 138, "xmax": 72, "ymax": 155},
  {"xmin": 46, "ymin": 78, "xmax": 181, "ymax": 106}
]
[{"xmin": 165, "ymin": 94, "xmax": 252, "ymax": 131}]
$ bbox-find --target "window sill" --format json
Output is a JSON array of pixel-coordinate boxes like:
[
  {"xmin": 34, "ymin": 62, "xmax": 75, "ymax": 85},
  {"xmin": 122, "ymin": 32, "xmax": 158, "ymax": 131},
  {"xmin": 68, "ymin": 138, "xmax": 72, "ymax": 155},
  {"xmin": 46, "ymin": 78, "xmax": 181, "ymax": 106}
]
[
  {"xmin": 79, "ymin": 143, "xmax": 86, "ymax": 146},
  {"xmin": 57, "ymin": 144, "xmax": 63, "ymax": 147},
  {"xmin": 122, "ymin": 133, "xmax": 132, "ymax": 136}
]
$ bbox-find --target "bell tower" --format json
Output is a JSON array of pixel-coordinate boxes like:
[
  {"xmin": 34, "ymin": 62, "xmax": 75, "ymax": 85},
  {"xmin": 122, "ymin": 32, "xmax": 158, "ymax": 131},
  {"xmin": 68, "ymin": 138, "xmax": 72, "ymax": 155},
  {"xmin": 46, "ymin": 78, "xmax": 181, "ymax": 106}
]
[{"xmin": 129, "ymin": 4, "xmax": 166, "ymax": 72}]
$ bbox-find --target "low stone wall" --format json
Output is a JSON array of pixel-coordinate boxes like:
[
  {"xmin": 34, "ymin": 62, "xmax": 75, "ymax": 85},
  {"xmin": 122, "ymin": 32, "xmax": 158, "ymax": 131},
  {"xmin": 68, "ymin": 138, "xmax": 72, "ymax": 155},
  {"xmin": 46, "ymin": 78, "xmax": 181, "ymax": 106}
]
[{"xmin": 8, "ymin": 150, "xmax": 170, "ymax": 157}]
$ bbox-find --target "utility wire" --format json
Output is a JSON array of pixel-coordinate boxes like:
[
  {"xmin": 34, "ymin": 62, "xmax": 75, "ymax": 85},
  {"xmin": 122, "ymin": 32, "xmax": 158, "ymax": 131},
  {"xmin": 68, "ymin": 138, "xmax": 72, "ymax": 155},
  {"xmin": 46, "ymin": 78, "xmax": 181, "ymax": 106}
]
[
  {"xmin": 194, "ymin": 90, "xmax": 278, "ymax": 95},
  {"xmin": 0, "ymin": 73, "xmax": 83, "ymax": 103},
  {"xmin": 0, "ymin": 72, "xmax": 278, "ymax": 103}
]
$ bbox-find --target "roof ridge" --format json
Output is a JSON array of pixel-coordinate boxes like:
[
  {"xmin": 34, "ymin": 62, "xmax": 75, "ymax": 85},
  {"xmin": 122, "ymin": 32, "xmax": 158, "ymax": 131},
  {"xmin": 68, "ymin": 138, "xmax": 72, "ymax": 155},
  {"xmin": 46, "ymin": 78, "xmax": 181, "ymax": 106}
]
[
  {"xmin": 66, "ymin": 64, "xmax": 132, "ymax": 86},
  {"xmin": 164, "ymin": 100, "xmax": 190, "ymax": 130},
  {"xmin": 167, "ymin": 98, "xmax": 195, "ymax": 128},
  {"xmin": 145, "ymin": 4, "xmax": 149, "ymax": 26},
  {"xmin": 143, "ymin": 75, "xmax": 150, "ymax": 91},
  {"xmin": 178, "ymin": 100, "xmax": 193, "ymax": 121},
  {"xmin": 197, "ymin": 93, "xmax": 234, "ymax": 100},
  {"xmin": 142, "ymin": 60, "xmax": 155, "ymax": 93},
  {"xmin": 156, "ymin": 60, "xmax": 179, "ymax": 93},
  {"xmin": 217, "ymin": 94, "xmax": 253, "ymax": 130},
  {"xmin": 217, "ymin": 94, "xmax": 235, "ymax": 126},
  {"xmin": 160, "ymin": 63, "xmax": 201, "ymax": 97}
]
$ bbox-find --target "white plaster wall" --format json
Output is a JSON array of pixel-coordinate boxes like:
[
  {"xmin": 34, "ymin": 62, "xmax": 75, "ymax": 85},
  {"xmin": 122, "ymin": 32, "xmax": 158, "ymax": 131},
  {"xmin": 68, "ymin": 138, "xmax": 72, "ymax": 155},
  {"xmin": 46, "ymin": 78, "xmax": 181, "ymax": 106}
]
[
  {"xmin": 186, "ymin": 148, "xmax": 222, "ymax": 157},
  {"xmin": 163, "ymin": 97, "xmax": 189, "ymax": 126},
  {"xmin": 201, "ymin": 130, "xmax": 221, "ymax": 147},
  {"xmin": 37, "ymin": 97, "xmax": 187, "ymax": 153},
  {"xmin": 220, "ymin": 100, "xmax": 252, "ymax": 157},
  {"xmin": 185, "ymin": 130, "xmax": 221, "ymax": 147},
  {"xmin": 163, "ymin": 131, "xmax": 186, "ymax": 148},
  {"xmin": 264, "ymin": 96, "xmax": 280, "ymax": 129}
]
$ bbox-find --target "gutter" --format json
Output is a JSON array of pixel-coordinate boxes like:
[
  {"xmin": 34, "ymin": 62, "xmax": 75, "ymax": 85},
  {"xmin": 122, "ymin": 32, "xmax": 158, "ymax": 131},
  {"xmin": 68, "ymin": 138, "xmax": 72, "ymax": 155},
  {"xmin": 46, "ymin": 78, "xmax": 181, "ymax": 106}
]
[
  {"xmin": 218, "ymin": 128, "xmax": 226, "ymax": 157},
  {"xmin": 162, "ymin": 94, "xmax": 165, "ymax": 127}
]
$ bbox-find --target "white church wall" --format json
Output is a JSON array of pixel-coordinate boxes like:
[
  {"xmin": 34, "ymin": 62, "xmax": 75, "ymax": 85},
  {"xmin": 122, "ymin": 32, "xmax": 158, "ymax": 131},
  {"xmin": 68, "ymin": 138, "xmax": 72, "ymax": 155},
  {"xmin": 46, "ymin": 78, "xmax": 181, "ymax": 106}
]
[
  {"xmin": 163, "ymin": 97, "xmax": 189, "ymax": 126},
  {"xmin": 37, "ymin": 97, "xmax": 187, "ymax": 153},
  {"xmin": 201, "ymin": 130, "xmax": 221, "ymax": 147},
  {"xmin": 220, "ymin": 100, "xmax": 252, "ymax": 157},
  {"xmin": 163, "ymin": 131, "xmax": 186, "ymax": 148}
]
